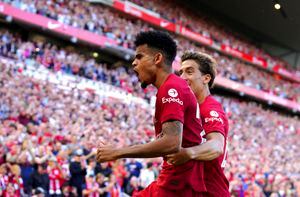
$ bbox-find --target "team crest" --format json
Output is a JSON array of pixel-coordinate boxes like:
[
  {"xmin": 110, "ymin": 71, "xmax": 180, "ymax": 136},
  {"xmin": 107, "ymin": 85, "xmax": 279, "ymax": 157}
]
[
  {"xmin": 210, "ymin": 110, "xmax": 219, "ymax": 117},
  {"xmin": 168, "ymin": 88, "xmax": 178, "ymax": 97}
]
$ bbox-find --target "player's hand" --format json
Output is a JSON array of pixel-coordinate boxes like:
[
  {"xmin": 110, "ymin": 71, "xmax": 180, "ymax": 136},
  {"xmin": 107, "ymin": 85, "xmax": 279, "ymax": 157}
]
[
  {"xmin": 96, "ymin": 141, "xmax": 119, "ymax": 163},
  {"xmin": 166, "ymin": 148, "xmax": 191, "ymax": 166}
]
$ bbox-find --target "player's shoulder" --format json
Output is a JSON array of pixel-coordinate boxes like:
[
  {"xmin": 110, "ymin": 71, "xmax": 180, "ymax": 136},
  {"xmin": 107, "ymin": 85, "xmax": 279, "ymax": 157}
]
[
  {"xmin": 165, "ymin": 74, "xmax": 186, "ymax": 86},
  {"xmin": 201, "ymin": 96, "xmax": 224, "ymax": 113},
  {"xmin": 162, "ymin": 74, "xmax": 189, "ymax": 92},
  {"xmin": 202, "ymin": 95, "xmax": 222, "ymax": 107}
]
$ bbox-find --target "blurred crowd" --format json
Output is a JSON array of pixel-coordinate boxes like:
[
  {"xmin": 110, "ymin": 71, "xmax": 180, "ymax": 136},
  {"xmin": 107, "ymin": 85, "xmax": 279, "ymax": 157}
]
[
  {"xmin": 5, "ymin": 0, "xmax": 148, "ymax": 49},
  {"xmin": 0, "ymin": 62, "xmax": 159, "ymax": 196},
  {"xmin": 3, "ymin": 0, "xmax": 300, "ymax": 101},
  {"xmin": 0, "ymin": 55, "xmax": 300, "ymax": 196},
  {"xmin": 220, "ymin": 98, "xmax": 300, "ymax": 196},
  {"xmin": 0, "ymin": 29, "xmax": 299, "ymax": 102},
  {"xmin": 129, "ymin": 0, "xmax": 293, "ymax": 70},
  {"xmin": 0, "ymin": 0, "xmax": 299, "ymax": 196},
  {"xmin": 5, "ymin": 0, "xmax": 298, "ymax": 72},
  {"xmin": 0, "ymin": 29, "xmax": 156, "ymax": 102},
  {"xmin": 175, "ymin": 37, "xmax": 300, "ymax": 102}
]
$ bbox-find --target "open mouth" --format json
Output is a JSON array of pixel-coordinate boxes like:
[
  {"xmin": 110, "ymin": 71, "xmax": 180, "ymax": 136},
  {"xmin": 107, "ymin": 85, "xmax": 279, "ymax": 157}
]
[{"xmin": 134, "ymin": 70, "xmax": 141, "ymax": 81}]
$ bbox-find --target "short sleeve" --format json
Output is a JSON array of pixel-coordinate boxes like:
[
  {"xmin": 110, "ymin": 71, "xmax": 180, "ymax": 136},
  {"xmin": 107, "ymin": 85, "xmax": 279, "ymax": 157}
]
[{"xmin": 159, "ymin": 85, "xmax": 185, "ymax": 124}]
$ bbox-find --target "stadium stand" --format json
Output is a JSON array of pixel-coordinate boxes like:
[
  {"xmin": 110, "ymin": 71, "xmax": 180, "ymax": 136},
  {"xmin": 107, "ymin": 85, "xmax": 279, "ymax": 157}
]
[
  {"xmin": 0, "ymin": 0, "xmax": 299, "ymax": 196},
  {"xmin": 2, "ymin": 0, "xmax": 300, "ymax": 104}
]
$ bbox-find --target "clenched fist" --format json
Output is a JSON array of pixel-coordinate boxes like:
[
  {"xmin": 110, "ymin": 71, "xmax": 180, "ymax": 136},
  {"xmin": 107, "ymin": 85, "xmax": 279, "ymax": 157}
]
[{"xmin": 96, "ymin": 141, "xmax": 120, "ymax": 163}]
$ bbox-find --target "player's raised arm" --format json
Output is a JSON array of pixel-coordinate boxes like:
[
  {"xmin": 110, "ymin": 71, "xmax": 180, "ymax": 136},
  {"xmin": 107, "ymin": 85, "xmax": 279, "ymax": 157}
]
[{"xmin": 96, "ymin": 120, "xmax": 183, "ymax": 163}]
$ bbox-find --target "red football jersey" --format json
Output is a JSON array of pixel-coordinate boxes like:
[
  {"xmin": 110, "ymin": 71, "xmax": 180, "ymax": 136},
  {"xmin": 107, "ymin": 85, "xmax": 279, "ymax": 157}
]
[
  {"xmin": 49, "ymin": 167, "xmax": 63, "ymax": 195},
  {"xmin": 200, "ymin": 95, "xmax": 230, "ymax": 196},
  {"xmin": 154, "ymin": 74, "xmax": 206, "ymax": 192}
]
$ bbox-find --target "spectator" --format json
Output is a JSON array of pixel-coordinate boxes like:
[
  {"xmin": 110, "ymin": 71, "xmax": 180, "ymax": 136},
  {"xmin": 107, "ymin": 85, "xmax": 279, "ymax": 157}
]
[
  {"xmin": 95, "ymin": 163, "xmax": 112, "ymax": 179},
  {"xmin": 69, "ymin": 150, "xmax": 87, "ymax": 197},
  {"xmin": 125, "ymin": 159, "xmax": 143, "ymax": 179},
  {"xmin": 48, "ymin": 157, "xmax": 65, "ymax": 196},
  {"xmin": 139, "ymin": 162, "xmax": 155, "ymax": 189},
  {"xmin": 124, "ymin": 176, "xmax": 143, "ymax": 196},
  {"xmin": 27, "ymin": 162, "xmax": 50, "ymax": 196},
  {"xmin": 95, "ymin": 173, "xmax": 109, "ymax": 197},
  {"xmin": 82, "ymin": 175, "xmax": 99, "ymax": 197}
]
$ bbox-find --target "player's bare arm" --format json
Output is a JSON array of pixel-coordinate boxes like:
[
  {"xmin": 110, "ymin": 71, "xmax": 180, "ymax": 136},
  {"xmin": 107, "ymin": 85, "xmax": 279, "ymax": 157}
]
[
  {"xmin": 166, "ymin": 132, "xmax": 224, "ymax": 165},
  {"xmin": 96, "ymin": 121, "xmax": 183, "ymax": 163}
]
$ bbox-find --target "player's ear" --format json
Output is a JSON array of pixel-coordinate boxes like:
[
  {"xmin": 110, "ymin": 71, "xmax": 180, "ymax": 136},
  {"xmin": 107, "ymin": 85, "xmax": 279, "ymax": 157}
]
[
  {"xmin": 203, "ymin": 74, "xmax": 211, "ymax": 85},
  {"xmin": 154, "ymin": 52, "xmax": 163, "ymax": 65}
]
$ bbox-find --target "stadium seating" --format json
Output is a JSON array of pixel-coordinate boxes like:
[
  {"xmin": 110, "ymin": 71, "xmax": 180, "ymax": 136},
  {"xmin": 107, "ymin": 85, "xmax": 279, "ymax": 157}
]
[{"xmin": 0, "ymin": 0, "xmax": 299, "ymax": 196}]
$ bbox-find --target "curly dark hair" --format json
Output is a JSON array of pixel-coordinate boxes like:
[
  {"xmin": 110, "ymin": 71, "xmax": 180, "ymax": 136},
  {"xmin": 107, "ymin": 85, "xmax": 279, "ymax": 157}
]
[{"xmin": 134, "ymin": 30, "xmax": 177, "ymax": 65}]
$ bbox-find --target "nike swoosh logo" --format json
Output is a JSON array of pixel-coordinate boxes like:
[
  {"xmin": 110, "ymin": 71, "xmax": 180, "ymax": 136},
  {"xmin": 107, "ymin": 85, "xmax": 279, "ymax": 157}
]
[
  {"xmin": 47, "ymin": 21, "xmax": 61, "ymax": 29},
  {"xmin": 160, "ymin": 21, "xmax": 169, "ymax": 27}
]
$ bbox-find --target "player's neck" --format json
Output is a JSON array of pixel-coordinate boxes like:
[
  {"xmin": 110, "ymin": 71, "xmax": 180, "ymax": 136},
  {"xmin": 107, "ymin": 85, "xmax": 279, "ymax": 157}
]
[
  {"xmin": 154, "ymin": 69, "xmax": 171, "ymax": 88},
  {"xmin": 197, "ymin": 87, "xmax": 210, "ymax": 104}
]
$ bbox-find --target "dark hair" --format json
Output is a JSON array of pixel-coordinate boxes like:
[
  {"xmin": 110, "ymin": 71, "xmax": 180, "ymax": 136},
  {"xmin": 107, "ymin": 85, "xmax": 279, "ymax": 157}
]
[
  {"xmin": 147, "ymin": 162, "xmax": 153, "ymax": 169},
  {"xmin": 9, "ymin": 123, "xmax": 17, "ymax": 130},
  {"xmin": 181, "ymin": 51, "xmax": 217, "ymax": 88},
  {"xmin": 40, "ymin": 162, "xmax": 48, "ymax": 169},
  {"xmin": 134, "ymin": 30, "xmax": 177, "ymax": 65}
]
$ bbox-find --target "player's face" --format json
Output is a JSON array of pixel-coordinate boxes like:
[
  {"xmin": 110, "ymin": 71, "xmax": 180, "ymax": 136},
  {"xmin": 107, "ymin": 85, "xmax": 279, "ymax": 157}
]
[
  {"xmin": 132, "ymin": 44, "xmax": 157, "ymax": 88},
  {"xmin": 179, "ymin": 59, "xmax": 205, "ymax": 96}
]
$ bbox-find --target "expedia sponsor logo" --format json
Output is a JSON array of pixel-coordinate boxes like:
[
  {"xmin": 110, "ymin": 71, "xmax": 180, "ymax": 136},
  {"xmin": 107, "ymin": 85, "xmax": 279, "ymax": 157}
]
[
  {"xmin": 205, "ymin": 117, "xmax": 224, "ymax": 124},
  {"xmin": 162, "ymin": 97, "xmax": 183, "ymax": 105}
]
